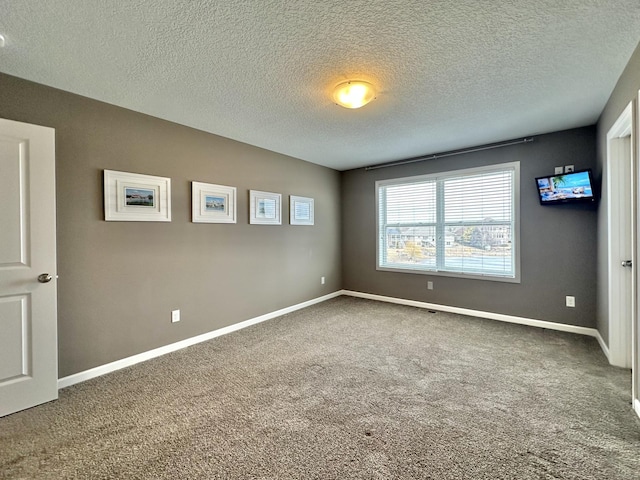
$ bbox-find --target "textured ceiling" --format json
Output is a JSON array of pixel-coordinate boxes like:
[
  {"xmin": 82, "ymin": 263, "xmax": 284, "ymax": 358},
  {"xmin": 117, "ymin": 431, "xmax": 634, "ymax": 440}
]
[{"xmin": 1, "ymin": 1, "xmax": 640, "ymax": 170}]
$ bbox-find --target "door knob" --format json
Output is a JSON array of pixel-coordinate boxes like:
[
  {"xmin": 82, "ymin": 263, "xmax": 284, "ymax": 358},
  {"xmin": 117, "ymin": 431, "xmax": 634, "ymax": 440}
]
[
  {"xmin": 621, "ymin": 260, "xmax": 633, "ymax": 267},
  {"xmin": 37, "ymin": 273, "xmax": 53, "ymax": 283}
]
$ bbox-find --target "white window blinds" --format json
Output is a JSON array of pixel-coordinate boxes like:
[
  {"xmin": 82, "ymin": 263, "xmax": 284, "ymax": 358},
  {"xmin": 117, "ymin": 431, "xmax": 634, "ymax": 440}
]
[{"xmin": 376, "ymin": 162, "xmax": 519, "ymax": 280}]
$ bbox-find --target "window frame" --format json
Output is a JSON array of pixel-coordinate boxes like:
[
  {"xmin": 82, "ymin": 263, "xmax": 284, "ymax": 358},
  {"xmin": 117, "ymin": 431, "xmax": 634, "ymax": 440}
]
[{"xmin": 375, "ymin": 161, "xmax": 521, "ymax": 283}]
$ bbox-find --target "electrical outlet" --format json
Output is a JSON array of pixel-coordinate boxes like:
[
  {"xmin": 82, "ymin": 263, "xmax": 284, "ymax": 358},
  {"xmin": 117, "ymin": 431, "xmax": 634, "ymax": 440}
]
[
  {"xmin": 565, "ymin": 165, "xmax": 575, "ymax": 173},
  {"xmin": 427, "ymin": 281, "xmax": 434, "ymax": 290},
  {"xmin": 566, "ymin": 296, "xmax": 575, "ymax": 308},
  {"xmin": 554, "ymin": 166, "xmax": 564, "ymax": 175},
  {"xmin": 321, "ymin": 276, "xmax": 325, "ymax": 285},
  {"xmin": 171, "ymin": 309, "xmax": 180, "ymax": 323}
]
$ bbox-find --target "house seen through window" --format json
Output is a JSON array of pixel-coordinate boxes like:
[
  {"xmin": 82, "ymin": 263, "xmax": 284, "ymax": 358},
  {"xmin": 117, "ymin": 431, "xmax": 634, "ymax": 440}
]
[{"xmin": 376, "ymin": 162, "xmax": 520, "ymax": 281}]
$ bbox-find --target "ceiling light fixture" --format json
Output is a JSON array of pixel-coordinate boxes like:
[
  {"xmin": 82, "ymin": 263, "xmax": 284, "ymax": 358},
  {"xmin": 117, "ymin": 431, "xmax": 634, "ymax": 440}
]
[{"xmin": 333, "ymin": 80, "xmax": 376, "ymax": 109}]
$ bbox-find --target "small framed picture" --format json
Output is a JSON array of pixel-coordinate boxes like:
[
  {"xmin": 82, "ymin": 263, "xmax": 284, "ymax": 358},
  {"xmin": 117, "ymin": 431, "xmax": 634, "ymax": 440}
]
[
  {"xmin": 104, "ymin": 170, "xmax": 171, "ymax": 222},
  {"xmin": 192, "ymin": 181, "xmax": 237, "ymax": 223},
  {"xmin": 249, "ymin": 190, "xmax": 281, "ymax": 225},
  {"xmin": 290, "ymin": 195, "xmax": 314, "ymax": 225}
]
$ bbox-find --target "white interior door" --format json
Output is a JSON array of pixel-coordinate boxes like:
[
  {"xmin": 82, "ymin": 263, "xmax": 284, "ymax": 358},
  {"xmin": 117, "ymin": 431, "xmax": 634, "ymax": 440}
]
[{"xmin": 0, "ymin": 118, "xmax": 57, "ymax": 417}]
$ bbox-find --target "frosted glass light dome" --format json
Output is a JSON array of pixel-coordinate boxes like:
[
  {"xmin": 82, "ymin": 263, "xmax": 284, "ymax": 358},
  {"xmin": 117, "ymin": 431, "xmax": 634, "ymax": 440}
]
[{"xmin": 333, "ymin": 81, "xmax": 376, "ymax": 109}]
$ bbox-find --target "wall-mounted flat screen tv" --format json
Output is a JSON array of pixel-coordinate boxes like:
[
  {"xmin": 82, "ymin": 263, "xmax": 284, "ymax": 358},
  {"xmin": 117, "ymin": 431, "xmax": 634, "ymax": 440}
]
[{"xmin": 535, "ymin": 169, "xmax": 596, "ymax": 205}]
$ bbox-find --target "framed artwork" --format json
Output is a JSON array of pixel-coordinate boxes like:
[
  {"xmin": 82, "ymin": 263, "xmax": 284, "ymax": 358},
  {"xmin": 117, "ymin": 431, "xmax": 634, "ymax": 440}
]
[
  {"xmin": 290, "ymin": 195, "xmax": 314, "ymax": 225},
  {"xmin": 104, "ymin": 170, "xmax": 171, "ymax": 222},
  {"xmin": 192, "ymin": 181, "xmax": 237, "ymax": 223},
  {"xmin": 249, "ymin": 190, "xmax": 281, "ymax": 225}
]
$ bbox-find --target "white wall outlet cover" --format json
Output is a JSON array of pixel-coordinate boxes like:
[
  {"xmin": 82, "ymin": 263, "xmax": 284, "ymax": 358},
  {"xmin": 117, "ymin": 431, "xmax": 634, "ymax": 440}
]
[
  {"xmin": 565, "ymin": 165, "xmax": 575, "ymax": 173},
  {"xmin": 171, "ymin": 309, "xmax": 180, "ymax": 322},
  {"xmin": 565, "ymin": 296, "xmax": 575, "ymax": 307},
  {"xmin": 554, "ymin": 166, "xmax": 564, "ymax": 174},
  {"xmin": 427, "ymin": 281, "xmax": 434, "ymax": 290},
  {"xmin": 321, "ymin": 276, "xmax": 325, "ymax": 285}
]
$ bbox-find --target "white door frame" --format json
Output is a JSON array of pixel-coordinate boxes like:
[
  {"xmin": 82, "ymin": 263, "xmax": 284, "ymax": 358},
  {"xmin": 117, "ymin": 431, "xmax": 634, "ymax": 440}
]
[
  {"xmin": 606, "ymin": 102, "xmax": 634, "ymax": 372},
  {"xmin": 635, "ymin": 91, "xmax": 640, "ymax": 418}
]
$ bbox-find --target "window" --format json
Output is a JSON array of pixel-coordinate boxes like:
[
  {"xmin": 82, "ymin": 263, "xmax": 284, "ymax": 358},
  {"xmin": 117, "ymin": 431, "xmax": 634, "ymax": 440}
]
[{"xmin": 376, "ymin": 162, "xmax": 519, "ymax": 281}]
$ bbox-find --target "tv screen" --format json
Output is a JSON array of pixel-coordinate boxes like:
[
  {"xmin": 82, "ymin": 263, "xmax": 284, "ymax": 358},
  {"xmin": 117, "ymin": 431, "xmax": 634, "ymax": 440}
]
[{"xmin": 535, "ymin": 169, "xmax": 595, "ymax": 205}]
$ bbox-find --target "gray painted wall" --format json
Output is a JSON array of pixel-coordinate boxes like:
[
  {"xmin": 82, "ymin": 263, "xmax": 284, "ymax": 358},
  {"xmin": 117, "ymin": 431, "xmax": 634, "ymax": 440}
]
[
  {"xmin": 341, "ymin": 127, "xmax": 598, "ymax": 327},
  {"xmin": 595, "ymin": 41, "xmax": 640, "ymax": 346},
  {"xmin": 0, "ymin": 73, "xmax": 342, "ymax": 378}
]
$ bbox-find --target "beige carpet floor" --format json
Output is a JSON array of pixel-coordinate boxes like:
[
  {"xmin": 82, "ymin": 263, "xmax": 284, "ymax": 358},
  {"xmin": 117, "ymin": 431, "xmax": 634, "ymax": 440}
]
[{"xmin": 1, "ymin": 296, "xmax": 639, "ymax": 479}]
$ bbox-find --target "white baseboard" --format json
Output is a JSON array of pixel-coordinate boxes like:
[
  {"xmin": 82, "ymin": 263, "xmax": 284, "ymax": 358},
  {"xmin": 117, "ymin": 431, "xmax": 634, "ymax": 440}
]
[
  {"xmin": 58, "ymin": 291, "xmax": 343, "ymax": 389},
  {"xmin": 593, "ymin": 330, "xmax": 611, "ymax": 362},
  {"xmin": 59, "ymin": 289, "xmax": 610, "ymax": 390},
  {"xmin": 341, "ymin": 290, "xmax": 606, "ymax": 348}
]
